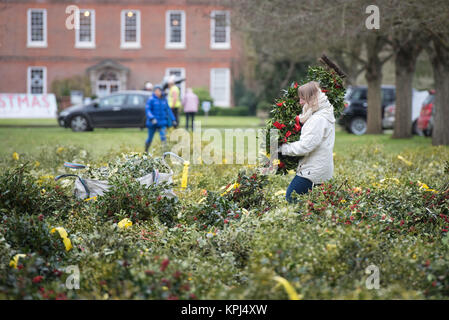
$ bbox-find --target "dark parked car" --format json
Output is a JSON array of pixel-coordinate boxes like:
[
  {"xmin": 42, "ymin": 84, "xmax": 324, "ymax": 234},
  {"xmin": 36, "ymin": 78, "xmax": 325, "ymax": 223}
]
[
  {"xmin": 58, "ymin": 91, "xmax": 152, "ymax": 132},
  {"xmin": 338, "ymin": 85, "xmax": 396, "ymax": 135}
]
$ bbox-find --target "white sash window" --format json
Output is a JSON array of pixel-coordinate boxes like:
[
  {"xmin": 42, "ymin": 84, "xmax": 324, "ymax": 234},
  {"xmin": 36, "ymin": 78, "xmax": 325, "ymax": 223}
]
[
  {"xmin": 121, "ymin": 10, "xmax": 141, "ymax": 49},
  {"xmin": 75, "ymin": 9, "xmax": 95, "ymax": 48},
  {"xmin": 27, "ymin": 9, "xmax": 47, "ymax": 47},
  {"xmin": 166, "ymin": 10, "xmax": 186, "ymax": 49},
  {"xmin": 211, "ymin": 11, "xmax": 230, "ymax": 49},
  {"xmin": 27, "ymin": 67, "xmax": 47, "ymax": 94}
]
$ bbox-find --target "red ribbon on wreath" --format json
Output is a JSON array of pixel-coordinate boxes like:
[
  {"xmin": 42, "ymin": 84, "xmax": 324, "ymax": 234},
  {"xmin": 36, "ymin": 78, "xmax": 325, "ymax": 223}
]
[
  {"xmin": 273, "ymin": 121, "xmax": 286, "ymax": 130},
  {"xmin": 294, "ymin": 115, "xmax": 301, "ymax": 132},
  {"xmin": 282, "ymin": 131, "xmax": 292, "ymax": 143}
]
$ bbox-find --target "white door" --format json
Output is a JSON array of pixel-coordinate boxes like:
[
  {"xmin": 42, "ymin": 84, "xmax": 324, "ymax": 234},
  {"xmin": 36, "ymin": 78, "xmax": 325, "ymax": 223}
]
[
  {"xmin": 96, "ymin": 80, "xmax": 120, "ymax": 97},
  {"xmin": 96, "ymin": 70, "xmax": 121, "ymax": 97}
]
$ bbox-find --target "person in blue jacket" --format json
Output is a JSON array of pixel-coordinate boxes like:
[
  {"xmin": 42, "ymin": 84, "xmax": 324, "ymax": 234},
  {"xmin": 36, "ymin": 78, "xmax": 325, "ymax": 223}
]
[{"xmin": 145, "ymin": 86, "xmax": 177, "ymax": 153}]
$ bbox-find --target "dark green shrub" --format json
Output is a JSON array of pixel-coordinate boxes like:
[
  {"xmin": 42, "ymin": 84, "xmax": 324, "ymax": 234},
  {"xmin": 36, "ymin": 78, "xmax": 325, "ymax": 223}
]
[
  {"xmin": 222, "ymin": 170, "xmax": 270, "ymax": 210},
  {"xmin": 1, "ymin": 213, "xmax": 66, "ymax": 259},
  {"xmin": 186, "ymin": 191, "xmax": 241, "ymax": 229},
  {"xmin": 0, "ymin": 164, "xmax": 74, "ymax": 218},
  {"xmin": 94, "ymin": 177, "xmax": 180, "ymax": 227}
]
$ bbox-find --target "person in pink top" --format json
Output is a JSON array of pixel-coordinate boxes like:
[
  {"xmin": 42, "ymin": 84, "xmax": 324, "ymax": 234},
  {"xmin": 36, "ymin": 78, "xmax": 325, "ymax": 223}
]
[{"xmin": 182, "ymin": 88, "xmax": 199, "ymax": 130}]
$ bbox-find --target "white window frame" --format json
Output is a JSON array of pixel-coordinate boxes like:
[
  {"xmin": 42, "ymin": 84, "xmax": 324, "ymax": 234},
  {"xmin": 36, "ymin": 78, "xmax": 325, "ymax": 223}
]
[
  {"xmin": 27, "ymin": 9, "xmax": 47, "ymax": 48},
  {"xmin": 75, "ymin": 9, "xmax": 95, "ymax": 49},
  {"xmin": 210, "ymin": 68, "xmax": 231, "ymax": 107},
  {"xmin": 27, "ymin": 66, "xmax": 47, "ymax": 94},
  {"xmin": 165, "ymin": 68, "xmax": 186, "ymax": 99},
  {"xmin": 121, "ymin": 10, "xmax": 141, "ymax": 49},
  {"xmin": 210, "ymin": 10, "xmax": 231, "ymax": 50},
  {"xmin": 165, "ymin": 10, "xmax": 186, "ymax": 49}
]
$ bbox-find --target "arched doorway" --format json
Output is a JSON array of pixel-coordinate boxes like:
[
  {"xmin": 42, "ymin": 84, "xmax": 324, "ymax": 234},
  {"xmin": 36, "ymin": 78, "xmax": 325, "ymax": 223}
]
[
  {"xmin": 87, "ymin": 60, "xmax": 129, "ymax": 98},
  {"xmin": 97, "ymin": 69, "xmax": 120, "ymax": 97}
]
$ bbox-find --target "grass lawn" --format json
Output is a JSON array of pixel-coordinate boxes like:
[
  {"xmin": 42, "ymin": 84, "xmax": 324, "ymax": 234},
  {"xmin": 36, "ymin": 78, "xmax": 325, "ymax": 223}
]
[
  {"xmin": 0, "ymin": 116, "xmax": 438, "ymax": 159},
  {"xmin": 0, "ymin": 118, "xmax": 58, "ymax": 127},
  {"xmin": 0, "ymin": 116, "xmax": 263, "ymax": 158},
  {"xmin": 0, "ymin": 116, "xmax": 262, "ymax": 128}
]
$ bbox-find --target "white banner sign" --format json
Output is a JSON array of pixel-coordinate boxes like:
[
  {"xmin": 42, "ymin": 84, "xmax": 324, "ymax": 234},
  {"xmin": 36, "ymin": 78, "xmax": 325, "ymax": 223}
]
[{"xmin": 0, "ymin": 93, "xmax": 58, "ymax": 118}]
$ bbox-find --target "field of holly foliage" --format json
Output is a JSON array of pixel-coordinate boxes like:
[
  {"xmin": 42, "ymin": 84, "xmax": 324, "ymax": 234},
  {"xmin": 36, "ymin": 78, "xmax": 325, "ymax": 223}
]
[{"xmin": 0, "ymin": 121, "xmax": 449, "ymax": 300}]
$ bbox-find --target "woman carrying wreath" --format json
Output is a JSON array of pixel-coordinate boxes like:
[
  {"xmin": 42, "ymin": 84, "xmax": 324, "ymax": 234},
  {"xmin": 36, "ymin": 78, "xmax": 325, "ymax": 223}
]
[{"xmin": 278, "ymin": 81, "xmax": 336, "ymax": 203}]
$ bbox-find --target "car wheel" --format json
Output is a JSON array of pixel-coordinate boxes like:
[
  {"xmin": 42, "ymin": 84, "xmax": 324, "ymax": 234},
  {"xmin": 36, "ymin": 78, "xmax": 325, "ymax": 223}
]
[
  {"xmin": 349, "ymin": 117, "xmax": 367, "ymax": 135},
  {"xmin": 70, "ymin": 115, "xmax": 90, "ymax": 132}
]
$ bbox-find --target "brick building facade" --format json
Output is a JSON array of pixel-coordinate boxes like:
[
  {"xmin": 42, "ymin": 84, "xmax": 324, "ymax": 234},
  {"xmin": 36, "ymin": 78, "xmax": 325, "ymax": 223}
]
[{"xmin": 0, "ymin": 0, "xmax": 243, "ymax": 107}]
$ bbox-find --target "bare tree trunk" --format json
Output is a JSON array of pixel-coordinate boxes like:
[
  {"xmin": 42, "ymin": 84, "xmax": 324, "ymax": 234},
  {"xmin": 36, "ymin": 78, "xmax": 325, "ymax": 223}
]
[
  {"xmin": 428, "ymin": 37, "xmax": 449, "ymax": 146},
  {"xmin": 366, "ymin": 76, "xmax": 382, "ymax": 134},
  {"xmin": 279, "ymin": 60, "xmax": 295, "ymax": 91},
  {"xmin": 392, "ymin": 43, "xmax": 422, "ymax": 139},
  {"xmin": 432, "ymin": 67, "xmax": 449, "ymax": 146},
  {"xmin": 393, "ymin": 67, "xmax": 414, "ymax": 138},
  {"xmin": 365, "ymin": 35, "xmax": 384, "ymax": 134}
]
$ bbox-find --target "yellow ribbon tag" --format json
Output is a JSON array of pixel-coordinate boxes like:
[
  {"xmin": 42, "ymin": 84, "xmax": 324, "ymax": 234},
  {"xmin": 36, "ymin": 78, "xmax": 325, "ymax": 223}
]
[
  {"xmin": 50, "ymin": 227, "xmax": 72, "ymax": 251},
  {"xmin": 181, "ymin": 161, "xmax": 190, "ymax": 190},
  {"xmin": 397, "ymin": 155, "xmax": 412, "ymax": 166},
  {"xmin": 220, "ymin": 182, "xmax": 240, "ymax": 196},
  {"xmin": 51, "ymin": 227, "xmax": 68, "ymax": 239},
  {"xmin": 118, "ymin": 218, "xmax": 133, "ymax": 229},
  {"xmin": 9, "ymin": 254, "xmax": 26, "ymax": 269},
  {"xmin": 63, "ymin": 237, "xmax": 73, "ymax": 251},
  {"xmin": 273, "ymin": 276, "xmax": 302, "ymax": 300},
  {"xmin": 417, "ymin": 180, "xmax": 438, "ymax": 193}
]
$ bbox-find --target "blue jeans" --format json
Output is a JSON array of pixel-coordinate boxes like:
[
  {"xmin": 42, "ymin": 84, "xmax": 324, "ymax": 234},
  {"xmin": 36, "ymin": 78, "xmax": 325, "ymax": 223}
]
[
  {"xmin": 146, "ymin": 126, "xmax": 167, "ymax": 146},
  {"xmin": 286, "ymin": 175, "xmax": 315, "ymax": 203}
]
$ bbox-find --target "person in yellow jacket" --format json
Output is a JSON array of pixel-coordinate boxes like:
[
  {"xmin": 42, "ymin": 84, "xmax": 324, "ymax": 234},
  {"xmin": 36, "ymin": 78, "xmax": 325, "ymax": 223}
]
[{"xmin": 167, "ymin": 76, "xmax": 181, "ymax": 128}]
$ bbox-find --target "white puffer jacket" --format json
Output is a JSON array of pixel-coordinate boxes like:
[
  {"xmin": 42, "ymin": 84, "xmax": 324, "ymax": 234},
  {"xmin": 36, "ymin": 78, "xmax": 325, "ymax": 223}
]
[{"xmin": 280, "ymin": 91, "xmax": 335, "ymax": 184}]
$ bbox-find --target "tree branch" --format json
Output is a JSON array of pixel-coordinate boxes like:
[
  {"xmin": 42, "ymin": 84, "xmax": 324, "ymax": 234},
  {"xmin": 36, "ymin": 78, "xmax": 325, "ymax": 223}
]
[{"xmin": 319, "ymin": 54, "xmax": 347, "ymax": 78}]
